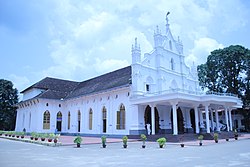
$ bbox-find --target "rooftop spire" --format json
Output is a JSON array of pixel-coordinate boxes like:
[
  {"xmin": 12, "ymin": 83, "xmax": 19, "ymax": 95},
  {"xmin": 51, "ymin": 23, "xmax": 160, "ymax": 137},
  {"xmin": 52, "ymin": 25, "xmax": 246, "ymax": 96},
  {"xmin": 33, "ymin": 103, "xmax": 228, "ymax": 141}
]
[{"xmin": 166, "ymin": 11, "xmax": 170, "ymax": 33}]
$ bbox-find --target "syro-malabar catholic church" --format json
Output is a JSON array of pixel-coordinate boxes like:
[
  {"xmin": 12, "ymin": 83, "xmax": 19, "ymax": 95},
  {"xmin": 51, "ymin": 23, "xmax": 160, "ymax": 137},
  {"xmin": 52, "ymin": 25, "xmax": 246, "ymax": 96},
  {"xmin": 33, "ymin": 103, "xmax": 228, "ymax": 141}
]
[{"xmin": 15, "ymin": 14, "xmax": 242, "ymax": 136}]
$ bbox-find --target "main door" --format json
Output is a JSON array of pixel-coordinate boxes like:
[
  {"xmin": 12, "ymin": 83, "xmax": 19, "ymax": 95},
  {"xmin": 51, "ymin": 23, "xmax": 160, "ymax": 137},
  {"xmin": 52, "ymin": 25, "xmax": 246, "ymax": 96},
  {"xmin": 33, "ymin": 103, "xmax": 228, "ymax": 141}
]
[
  {"xmin": 144, "ymin": 105, "xmax": 160, "ymax": 134},
  {"xmin": 190, "ymin": 109, "xmax": 196, "ymax": 133}
]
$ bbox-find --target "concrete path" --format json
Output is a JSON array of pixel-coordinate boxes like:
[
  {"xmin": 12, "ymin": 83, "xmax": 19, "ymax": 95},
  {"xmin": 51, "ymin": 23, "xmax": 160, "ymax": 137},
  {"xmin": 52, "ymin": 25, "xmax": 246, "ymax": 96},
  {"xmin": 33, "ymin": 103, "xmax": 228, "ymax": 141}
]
[{"xmin": 0, "ymin": 135, "xmax": 250, "ymax": 167}]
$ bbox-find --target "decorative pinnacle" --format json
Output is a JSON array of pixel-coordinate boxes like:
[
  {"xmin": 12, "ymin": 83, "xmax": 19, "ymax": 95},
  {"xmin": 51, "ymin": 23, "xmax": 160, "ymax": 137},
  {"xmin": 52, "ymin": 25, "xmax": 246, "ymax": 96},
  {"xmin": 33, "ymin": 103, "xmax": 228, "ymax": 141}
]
[{"xmin": 166, "ymin": 11, "xmax": 170, "ymax": 24}]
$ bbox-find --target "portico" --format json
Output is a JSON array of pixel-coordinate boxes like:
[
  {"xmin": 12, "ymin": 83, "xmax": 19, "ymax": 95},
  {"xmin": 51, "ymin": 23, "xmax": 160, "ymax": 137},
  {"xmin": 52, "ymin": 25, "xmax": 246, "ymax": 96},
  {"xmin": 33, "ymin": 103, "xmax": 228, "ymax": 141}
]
[{"xmin": 131, "ymin": 89, "xmax": 242, "ymax": 135}]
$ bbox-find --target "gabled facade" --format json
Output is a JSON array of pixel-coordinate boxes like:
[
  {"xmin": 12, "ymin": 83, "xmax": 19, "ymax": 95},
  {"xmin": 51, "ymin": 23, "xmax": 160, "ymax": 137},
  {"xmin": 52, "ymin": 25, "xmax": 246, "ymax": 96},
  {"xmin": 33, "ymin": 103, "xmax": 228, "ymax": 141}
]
[{"xmin": 15, "ymin": 15, "xmax": 243, "ymax": 136}]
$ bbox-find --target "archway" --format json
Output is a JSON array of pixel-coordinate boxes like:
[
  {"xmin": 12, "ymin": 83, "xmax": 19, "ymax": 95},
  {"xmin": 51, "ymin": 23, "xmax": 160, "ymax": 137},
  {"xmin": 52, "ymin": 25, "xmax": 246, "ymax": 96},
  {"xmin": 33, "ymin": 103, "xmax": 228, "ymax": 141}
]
[
  {"xmin": 190, "ymin": 109, "xmax": 196, "ymax": 133},
  {"xmin": 144, "ymin": 105, "xmax": 160, "ymax": 134},
  {"xmin": 171, "ymin": 107, "xmax": 184, "ymax": 134},
  {"xmin": 56, "ymin": 112, "xmax": 62, "ymax": 132}
]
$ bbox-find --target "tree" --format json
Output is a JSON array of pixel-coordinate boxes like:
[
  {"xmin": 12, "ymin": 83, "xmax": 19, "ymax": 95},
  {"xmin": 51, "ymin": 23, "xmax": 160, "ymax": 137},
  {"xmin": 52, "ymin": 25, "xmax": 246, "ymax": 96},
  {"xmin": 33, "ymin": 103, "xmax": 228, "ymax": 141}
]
[
  {"xmin": 0, "ymin": 79, "xmax": 18, "ymax": 130},
  {"xmin": 198, "ymin": 45, "xmax": 250, "ymax": 131},
  {"xmin": 198, "ymin": 45, "xmax": 250, "ymax": 105}
]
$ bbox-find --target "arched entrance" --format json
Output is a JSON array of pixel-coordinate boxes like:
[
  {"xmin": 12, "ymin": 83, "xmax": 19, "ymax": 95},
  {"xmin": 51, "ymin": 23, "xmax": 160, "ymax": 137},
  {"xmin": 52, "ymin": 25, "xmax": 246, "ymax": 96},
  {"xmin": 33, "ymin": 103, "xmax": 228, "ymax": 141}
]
[
  {"xmin": 190, "ymin": 109, "xmax": 196, "ymax": 133},
  {"xmin": 56, "ymin": 112, "xmax": 62, "ymax": 132},
  {"xmin": 144, "ymin": 105, "xmax": 160, "ymax": 134},
  {"xmin": 171, "ymin": 107, "xmax": 184, "ymax": 134}
]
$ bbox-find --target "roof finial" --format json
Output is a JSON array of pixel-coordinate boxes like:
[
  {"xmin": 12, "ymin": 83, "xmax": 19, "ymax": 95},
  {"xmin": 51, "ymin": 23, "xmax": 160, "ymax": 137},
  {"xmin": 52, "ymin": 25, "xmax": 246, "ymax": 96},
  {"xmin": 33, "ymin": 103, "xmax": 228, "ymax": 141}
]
[{"xmin": 166, "ymin": 11, "xmax": 170, "ymax": 24}]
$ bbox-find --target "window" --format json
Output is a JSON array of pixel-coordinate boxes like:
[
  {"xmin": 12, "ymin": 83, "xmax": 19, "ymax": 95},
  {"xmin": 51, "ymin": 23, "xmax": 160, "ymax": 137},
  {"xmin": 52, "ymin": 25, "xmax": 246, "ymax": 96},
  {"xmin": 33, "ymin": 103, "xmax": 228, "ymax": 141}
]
[
  {"xmin": 68, "ymin": 112, "xmax": 71, "ymax": 130},
  {"xmin": 171, "ymin": 58, "xmax": 174, "ymax": 70},
  {"xmin": 116, "ymin": 104, "xmax": 126, "ymax": 129},
  {"xmin": 146, "ymin": 84, "xmax": 150, "ymax": 92},
  {"xmin": 43, "ymin": 111, "xmax": 50, "ymax": 129},
  {"xmin": 89, "ymin": 109, "xmax": 93, "ymax": 130}
]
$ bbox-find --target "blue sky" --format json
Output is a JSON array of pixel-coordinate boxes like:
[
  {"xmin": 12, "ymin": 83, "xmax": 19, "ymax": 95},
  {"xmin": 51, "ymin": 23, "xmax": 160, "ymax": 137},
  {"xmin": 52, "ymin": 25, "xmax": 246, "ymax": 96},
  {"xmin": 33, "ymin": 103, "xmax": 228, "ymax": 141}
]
[{"xmin": 0, "ymin": 0, "xmax": 250, "ymax": 98}]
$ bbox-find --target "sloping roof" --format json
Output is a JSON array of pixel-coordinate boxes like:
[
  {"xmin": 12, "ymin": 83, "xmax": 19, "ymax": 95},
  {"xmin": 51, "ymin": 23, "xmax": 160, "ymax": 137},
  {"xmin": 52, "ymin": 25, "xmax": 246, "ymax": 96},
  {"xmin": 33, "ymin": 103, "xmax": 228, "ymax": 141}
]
[
  {"xmin": 66, "ymin": 66, "xmax": 131, "ymax": 99},
  {"xmin": 21, "ymin": 77, "xmax": 79, "ymax": 93},
  {"xmin": 21, "ymin": 66, "xmax": 132, "ymax": 100}
]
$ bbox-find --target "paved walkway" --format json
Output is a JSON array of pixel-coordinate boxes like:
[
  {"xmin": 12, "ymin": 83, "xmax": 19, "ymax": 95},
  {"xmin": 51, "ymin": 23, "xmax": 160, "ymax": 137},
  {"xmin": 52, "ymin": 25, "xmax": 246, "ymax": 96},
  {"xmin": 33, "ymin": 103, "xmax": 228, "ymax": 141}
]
[{"xmin": 0, "ymin": 136, "xmax": 250, "ymax": 167}]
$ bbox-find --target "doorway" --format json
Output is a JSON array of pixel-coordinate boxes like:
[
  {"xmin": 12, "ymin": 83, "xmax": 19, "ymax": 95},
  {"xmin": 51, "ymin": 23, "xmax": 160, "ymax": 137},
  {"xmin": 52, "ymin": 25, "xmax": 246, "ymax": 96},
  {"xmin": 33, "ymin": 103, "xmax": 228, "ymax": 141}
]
[{"xmin": 190, "ymin": 109, "xmax": 196, "ymax": 133}]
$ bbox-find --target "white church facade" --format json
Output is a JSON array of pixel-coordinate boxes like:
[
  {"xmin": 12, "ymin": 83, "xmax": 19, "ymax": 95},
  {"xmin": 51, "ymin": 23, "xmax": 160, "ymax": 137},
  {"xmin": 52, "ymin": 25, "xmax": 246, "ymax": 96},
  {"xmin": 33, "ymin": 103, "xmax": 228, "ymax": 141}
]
[{"xmin": 15, "ymin": 15, "xmax": 242, "ymax": 136}]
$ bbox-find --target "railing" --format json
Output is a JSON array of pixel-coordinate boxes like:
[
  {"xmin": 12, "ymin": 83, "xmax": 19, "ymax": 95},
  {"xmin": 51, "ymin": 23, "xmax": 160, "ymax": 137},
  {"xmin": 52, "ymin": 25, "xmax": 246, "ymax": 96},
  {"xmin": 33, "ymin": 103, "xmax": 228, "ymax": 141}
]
[{"xmin": 132, "ymin": 88, "xmax": 238, "ymax": 98}]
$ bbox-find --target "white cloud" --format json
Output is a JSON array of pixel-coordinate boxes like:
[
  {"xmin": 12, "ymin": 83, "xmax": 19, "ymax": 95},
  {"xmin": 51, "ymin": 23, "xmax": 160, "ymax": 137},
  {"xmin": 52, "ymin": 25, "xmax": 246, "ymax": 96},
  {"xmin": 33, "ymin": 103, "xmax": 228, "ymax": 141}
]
[
  {"xmin": 40, "ymin": 0, "xmax": 249, "ymax": 82},
  {"xmin": 185, "ymin": 37, "xmax": 224, "ymax": 66}
]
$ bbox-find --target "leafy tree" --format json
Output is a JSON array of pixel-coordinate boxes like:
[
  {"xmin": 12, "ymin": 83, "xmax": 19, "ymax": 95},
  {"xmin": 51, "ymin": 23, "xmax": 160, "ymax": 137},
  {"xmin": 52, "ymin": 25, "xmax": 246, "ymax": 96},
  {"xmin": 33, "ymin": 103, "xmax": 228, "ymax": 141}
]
[
  {"xmin": 198, "ymin": 45, "xmax": 250, "ymax": 105},
  {"xmin": 198, "ymin": 45, "xmax": 250, "ymax": 131},
  {"xmin": 0, "ymin": 79, "xmax": 18, "ymax": 130}
]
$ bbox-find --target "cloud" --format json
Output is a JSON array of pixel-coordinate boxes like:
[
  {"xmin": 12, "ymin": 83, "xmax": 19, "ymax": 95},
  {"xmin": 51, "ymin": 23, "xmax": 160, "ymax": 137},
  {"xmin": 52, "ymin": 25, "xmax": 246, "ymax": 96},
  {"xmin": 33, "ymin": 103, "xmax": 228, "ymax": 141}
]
[
  {"xmin": 38, "ymin": 0, "xmax": 249, "ymax": 82},
  {"xmin": 185, "ymin": 37, "xmax": 224, "ymax": 66}
]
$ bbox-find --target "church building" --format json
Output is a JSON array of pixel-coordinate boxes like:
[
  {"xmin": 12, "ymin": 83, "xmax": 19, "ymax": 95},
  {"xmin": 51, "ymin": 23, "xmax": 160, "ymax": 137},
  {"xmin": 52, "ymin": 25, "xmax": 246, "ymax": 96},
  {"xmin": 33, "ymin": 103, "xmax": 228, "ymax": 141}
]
[{"xmin": 15, "ymin": 15, "xmax": 242, "ymax": 136}]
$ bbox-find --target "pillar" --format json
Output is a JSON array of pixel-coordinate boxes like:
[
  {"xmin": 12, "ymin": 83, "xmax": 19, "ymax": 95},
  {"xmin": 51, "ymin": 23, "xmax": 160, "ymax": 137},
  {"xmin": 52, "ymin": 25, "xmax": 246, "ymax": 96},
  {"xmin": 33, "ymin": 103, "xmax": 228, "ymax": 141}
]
[
  {"xmin": 229, "ymin": 109, "xmax": 233, "ymax": 131},
  {"xmin": 150, "ymin": 104, "xmax": 155, "ymax": 135},
  {"xmin": 224, "ymin": 107, "xmax": 229, "ymax": 132},
  {"xmin": 172, "ymin": 103, "xmax": 178, "ymax": 135},
  {"xmin": 194, "ymin": 106, "xmax": 200, "ymax": 134},
  {"xmin": 215, "ymin": 108, "xmax": 220, "ymax": 132},
  {"xmin": 199, "ymin": 108, "xmax": 204, "ymax": 128},
  {"xmin": 210, "ymin": 110, "xmax": 214, "ymax": 132},
  {"xmin": 205, "ymin": 104, "xmax": 210, "ymax": 133}
]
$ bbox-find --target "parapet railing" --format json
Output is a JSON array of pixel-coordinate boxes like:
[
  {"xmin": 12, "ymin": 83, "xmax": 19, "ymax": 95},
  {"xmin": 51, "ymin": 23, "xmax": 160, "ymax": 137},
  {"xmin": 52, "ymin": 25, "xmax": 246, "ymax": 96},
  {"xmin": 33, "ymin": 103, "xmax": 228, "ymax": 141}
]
[{"xmin": 132, "ymin": 88, "xmax": 238, "ymax": 97}]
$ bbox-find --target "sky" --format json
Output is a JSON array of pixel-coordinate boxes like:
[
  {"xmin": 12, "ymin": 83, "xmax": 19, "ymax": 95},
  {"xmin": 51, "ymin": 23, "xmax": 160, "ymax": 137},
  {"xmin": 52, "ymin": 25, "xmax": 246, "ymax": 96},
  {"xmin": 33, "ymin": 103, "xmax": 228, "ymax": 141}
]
[{"xmin": 0, "ymin": 0, "xmax": 250, "ymax": 98}]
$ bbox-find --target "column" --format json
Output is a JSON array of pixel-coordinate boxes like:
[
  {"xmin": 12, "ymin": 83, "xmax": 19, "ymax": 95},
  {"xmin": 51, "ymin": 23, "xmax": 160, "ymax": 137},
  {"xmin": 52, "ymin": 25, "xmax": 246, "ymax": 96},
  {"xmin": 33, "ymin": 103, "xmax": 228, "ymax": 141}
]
[
  {"xmin": 199, "ymin": 108, "xmax": 204, "ymax": 128},
  {"xmin": 224, "ymin": 107, "xmax": 229, "ymax": 132},
  {"xmin": 172, "ymin": 103, "xmax": 178, "ymax": 135},
  {"xmin": 215, "ymin": 108, "xmax": 220, "ymax": 132},
  {"xmin": 150, "ymin": 104, "xmax": 155, "ymax": 135},
  {"xmin": 229, "ymin": 109, "xmax": 233, "ymax": 131},
  {"xmin": 194, "ymin": 106, "xmax": 200, "ymax": 134},
  {"xmin": 205, "ymin": 104, "xmax": 210, "ymax": 133},
  {"xmin": 210, "ymin": 110, "xmax": 214, "ymax": 132}
]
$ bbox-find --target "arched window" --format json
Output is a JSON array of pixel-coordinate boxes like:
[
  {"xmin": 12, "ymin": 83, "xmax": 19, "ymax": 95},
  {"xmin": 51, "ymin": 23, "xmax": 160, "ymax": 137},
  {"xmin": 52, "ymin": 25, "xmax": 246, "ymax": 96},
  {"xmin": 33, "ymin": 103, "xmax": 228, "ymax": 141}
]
[
  {"xmin": 67, "ymin": 112, "xmax": 71, "ymax": 130},
  {"xmin": 89, "ymin": 109, "xmax": 93, "ymax": 130},
  {"xmin": 116, "ymin": 104, "xmax": 126, "ymax": 129},
  {"xmin": 43, "ymin": 111, "xmax": 50, "ymax": 129},
  {"xmin": 56, "ymin": 111, "xmax": 62, "ymax": 132},
  {"xmin": 171, "ymin": 58, "xmax": 175, "ymax": 70}
]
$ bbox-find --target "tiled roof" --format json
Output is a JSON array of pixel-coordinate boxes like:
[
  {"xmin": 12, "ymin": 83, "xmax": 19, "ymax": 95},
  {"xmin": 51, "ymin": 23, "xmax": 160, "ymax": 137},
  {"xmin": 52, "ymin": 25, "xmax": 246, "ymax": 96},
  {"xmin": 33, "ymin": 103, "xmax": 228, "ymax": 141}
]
[
  {"xmin": 21, "ymin": 66, "xmax": 131, "ymax": 100},
  {"xmin": 66, "ymin": 66, "xmax": 131, "ymax": 99}
]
